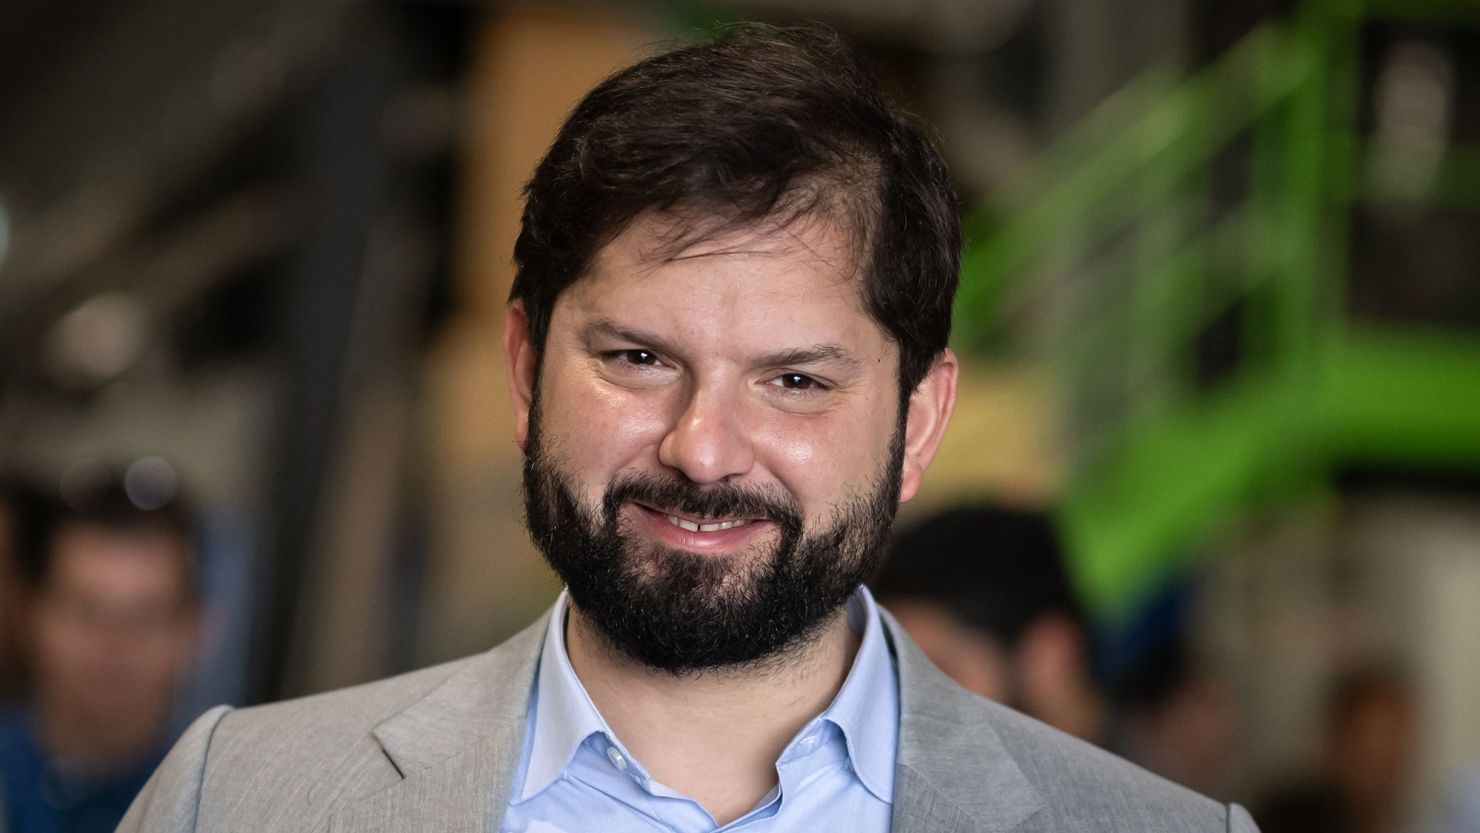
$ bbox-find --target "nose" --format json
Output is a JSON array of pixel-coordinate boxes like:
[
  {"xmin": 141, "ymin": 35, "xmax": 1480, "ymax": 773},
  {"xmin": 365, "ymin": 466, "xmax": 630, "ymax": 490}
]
[{"xmin": 657, "ymin": 383, "xmax": 755, "ymax": 484}]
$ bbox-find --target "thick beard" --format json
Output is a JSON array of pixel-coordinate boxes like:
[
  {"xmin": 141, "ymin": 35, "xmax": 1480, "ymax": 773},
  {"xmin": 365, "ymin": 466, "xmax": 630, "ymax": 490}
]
[{"xmin": 521, "ymin": 399, "xmax": 904, "ymax": 675}]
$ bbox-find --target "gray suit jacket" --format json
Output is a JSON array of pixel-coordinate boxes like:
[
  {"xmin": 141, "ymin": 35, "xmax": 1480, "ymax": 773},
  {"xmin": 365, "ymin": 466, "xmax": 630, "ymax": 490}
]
[{"xmin": 119, "ymin": 610, "xmax": 1259, "ymax": 832}]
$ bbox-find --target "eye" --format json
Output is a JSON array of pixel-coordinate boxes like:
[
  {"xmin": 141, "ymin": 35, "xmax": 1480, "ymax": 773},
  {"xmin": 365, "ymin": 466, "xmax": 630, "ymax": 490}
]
[
  {"xmin": 769, "ymin": 372, "xmax": 824, "ymax": 391},
  {"xmin": 604, "ymin": 348, "xmax": 662, "ymax": 368},
  {"xmin": 595, "ymin": 347, "xmax": 673, "ymax": 388},
  {"xmin": 621, "ymin": 349, "xmax": 659, "ymax": 366}
]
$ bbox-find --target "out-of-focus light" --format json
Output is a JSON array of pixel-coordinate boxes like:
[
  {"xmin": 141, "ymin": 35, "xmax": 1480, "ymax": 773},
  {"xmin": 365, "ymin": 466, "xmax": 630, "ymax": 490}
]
[
  {"xmin": 1370, "ymin": 40, "xmax": 1454, "ymax": 204},
  {"xmin": 124, "ymin": 456, "xmax": 178, "ymax": 511},
  {"xmin": 44, "ymin": 292, "xmax": 150, "ymax": 386}
]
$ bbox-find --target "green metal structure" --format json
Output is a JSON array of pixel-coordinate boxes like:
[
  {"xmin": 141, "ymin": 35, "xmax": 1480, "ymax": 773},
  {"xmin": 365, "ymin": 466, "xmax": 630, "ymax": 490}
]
[{"xmin": 955, "ymin": 0, "xmax": 1480, "ymax": 622}]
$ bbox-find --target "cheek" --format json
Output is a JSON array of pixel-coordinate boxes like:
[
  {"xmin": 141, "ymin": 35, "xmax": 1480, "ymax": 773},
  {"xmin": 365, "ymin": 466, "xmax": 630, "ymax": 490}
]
[
  {"xmin": 755, "ymin": 403, "xmax": 895, "ymax": 504},
  {"xmin": 761, "ymin": 420, "xmax": 820, "ymax": 469},
  {"xmin": 540, "ymin": 368, "xmax": 672, "ymax": 492},
  {"xmin": 34, "ymin": 610, "xmax": 86, "ymax": 659}
]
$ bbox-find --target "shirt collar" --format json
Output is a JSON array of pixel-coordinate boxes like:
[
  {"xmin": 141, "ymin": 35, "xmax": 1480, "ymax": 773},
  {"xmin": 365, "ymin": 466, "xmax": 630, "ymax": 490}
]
[
  {"xmin": 516, "ymin": 591, "xmax": 614, "ymax": 801},
  {"xmin": 517, "ymin": 586, "xmax": 898, "ymax": 803},
  {"xmin": 816, "ymin": 584, "xmax": 898, "ymax": 801}
]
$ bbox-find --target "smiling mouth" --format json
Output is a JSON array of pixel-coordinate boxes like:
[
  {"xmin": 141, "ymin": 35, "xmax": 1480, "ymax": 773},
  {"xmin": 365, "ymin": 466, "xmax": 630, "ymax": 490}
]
[
  {"xmin": 664, "ymin": 515, "xmax": 752, "ymax": 533},
  {"xmin": 633, "ymin": 501, "xmax": 760, "ymax": 534}
]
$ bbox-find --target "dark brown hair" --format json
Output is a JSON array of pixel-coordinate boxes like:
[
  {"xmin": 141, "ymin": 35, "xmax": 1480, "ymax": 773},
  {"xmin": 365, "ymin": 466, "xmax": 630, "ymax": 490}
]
[{"xmin": 510, "ymin": 23, "xmax": 960, "ymax": 400}]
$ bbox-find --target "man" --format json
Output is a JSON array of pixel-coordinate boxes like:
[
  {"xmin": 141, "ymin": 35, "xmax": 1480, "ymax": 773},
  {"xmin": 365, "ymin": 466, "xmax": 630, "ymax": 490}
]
[
  {"xmin": 880, "ymin": 507, "xmax": 1242, "ymax": 798},
  {"xmin": 1113, "ymin": 639, "xmax": 1242, "ymax": 800},
  {"xmin": 121, "ymin": 25, "xmax": 1257, "ymax": 832},
  {"xmin": 1, "ymin": 478, "xmax": 199, "ymax": 833},
  {"xmin": 1255, "ymin": 666, "xmax": 1416, "ymax": 833},
  {"xmin": 873, "ymin": 505, "xmax": 1108, "ymax": 745}
]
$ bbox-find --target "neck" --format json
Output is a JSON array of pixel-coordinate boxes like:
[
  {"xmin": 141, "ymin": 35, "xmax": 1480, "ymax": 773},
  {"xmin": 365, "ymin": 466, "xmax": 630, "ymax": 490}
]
[{"xmin": 566, "ymin": 603, "xmax": 860, "ymax": 825}]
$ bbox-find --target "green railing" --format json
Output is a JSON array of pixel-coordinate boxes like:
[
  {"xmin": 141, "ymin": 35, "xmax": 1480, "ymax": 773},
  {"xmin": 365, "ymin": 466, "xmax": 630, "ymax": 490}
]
[{"xmin": 955, "ymin": 0, "xmax": 1480, "ymax": 622}]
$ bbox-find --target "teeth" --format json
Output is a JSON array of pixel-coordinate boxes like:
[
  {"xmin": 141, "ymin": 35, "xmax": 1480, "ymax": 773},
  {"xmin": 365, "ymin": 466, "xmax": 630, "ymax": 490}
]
[{"xmin": 665, "ymin": 515, "xmax": 751, "ymax": 533}]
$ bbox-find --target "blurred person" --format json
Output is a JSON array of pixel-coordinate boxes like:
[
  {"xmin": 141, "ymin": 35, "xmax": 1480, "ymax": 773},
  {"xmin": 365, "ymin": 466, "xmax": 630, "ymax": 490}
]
[
  {"xmin": 1113, "ymin": 639, "xmax": 1241, "ymax": 799},
  {"xmin": 0, "ymin": 477, "xmax": 199, "ymax": 833},
  {"xmin": 1254, "ymin": 665, "xmax": 1416, "ymax": 833},
  {"xmin": 122, "ymin": 25, "xmax": 1257, "ymax": 832},
  {"xmin": 1324, "ymin": 667, "xmax": 1417, "ymax": 833},
  {"xmin": 873, "ymin": 504, "xmax": 1110, "ymax": 745}
]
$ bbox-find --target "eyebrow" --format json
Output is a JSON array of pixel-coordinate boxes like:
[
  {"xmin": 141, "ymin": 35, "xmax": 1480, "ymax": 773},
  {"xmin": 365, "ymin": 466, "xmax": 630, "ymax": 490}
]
[
  {"xmin": 586, "ymin": 320, "xmax": 682, "ymax": 358},
  {"xmin": 586, "ymin": 319, "xmax": 862, "ymax": 372},
  {"xmin": 754, "ymin": 344, "xmax": 862, "ymax": 371}
]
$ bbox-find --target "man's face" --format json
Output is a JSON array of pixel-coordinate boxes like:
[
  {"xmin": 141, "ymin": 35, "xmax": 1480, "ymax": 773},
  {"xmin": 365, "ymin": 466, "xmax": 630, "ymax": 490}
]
[
  {"xmin": 31, "ymin": 525, "xmax": 196, "ymax": 729},
  {"xmin": 506, "ymin": 212, "xmax": 955, "ymax": 671}
]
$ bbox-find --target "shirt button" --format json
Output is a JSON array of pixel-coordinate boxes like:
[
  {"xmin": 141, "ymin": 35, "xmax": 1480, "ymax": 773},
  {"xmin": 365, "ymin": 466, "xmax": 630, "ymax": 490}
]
[{"xmin": 606, "ymin": 747, "xmax": 628, "ymax": 771}]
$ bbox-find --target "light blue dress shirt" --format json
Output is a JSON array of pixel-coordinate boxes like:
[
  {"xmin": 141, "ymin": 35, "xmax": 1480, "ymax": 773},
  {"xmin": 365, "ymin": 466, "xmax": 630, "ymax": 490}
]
[{"xmin": 499, "ymin": 586, "xmax": 899, "ymax": 833}]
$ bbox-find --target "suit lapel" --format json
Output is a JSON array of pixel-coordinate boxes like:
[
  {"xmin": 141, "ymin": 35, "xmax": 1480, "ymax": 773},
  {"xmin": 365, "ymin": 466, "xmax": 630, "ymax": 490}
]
[
  {"xmin": 322, "ymin": 606, "xmax": 1044, "ymax": 832},
  {"xmin": 884, "ymin": 612, "xmax": 1044, "ymax": 833},
  {"xmin": 325, "ymin": 614, "xmax": 551, "ymax": 833},
  {"xmin": 324, "ymin": 736, "xmax": 521, "ymax": 833}
]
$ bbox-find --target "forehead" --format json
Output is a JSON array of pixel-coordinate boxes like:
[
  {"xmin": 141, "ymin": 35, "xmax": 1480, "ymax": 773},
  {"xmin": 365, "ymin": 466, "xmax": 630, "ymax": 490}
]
[{"xmin": 560, "ymin": 212, "xmax": 877, "ymax": 332}]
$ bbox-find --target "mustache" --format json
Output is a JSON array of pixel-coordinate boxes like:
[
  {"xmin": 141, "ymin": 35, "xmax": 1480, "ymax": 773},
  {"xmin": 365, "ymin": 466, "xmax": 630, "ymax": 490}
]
[{"xmin": 603, "ymin": 472, "xmax": 803, "ymax": 533}]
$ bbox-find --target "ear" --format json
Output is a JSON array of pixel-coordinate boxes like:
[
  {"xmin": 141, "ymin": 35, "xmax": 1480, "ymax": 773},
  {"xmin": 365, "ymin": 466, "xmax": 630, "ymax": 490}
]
[
  {"xmin": 503, "ymin": 302, "xmax": 539, "ymax": 450},
  {"xmin": 898, "ymin": 348, "xmax": 958, "ymax": 503}
]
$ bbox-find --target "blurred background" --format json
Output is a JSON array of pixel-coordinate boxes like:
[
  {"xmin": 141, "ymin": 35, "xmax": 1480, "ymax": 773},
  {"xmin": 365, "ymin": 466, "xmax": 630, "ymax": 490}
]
[{"xmin": 0, "ymin": 0, "xmax": 1477, "ymax": 830}]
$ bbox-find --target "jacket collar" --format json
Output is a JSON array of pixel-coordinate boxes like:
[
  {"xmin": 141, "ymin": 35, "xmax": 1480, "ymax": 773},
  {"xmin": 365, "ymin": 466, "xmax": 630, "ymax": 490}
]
[
  {"xmin": 325, "ymin": 604, "xmax": 1044, "ymax": 833},
  {"xmin": 325, "ymin": 613, "xmax": 549, "ymax": 833}
]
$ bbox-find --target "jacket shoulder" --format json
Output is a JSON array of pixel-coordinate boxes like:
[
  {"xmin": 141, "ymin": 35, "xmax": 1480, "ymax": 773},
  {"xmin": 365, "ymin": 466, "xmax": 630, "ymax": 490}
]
[
  {"xmin": 207, "ymin": 653, "xmax": 473, "ymax": 763},
  {"xmin": 120, "ymin": 652, "xmax": 495, "ymax": 833},
  {"xmin": 193, "ymin": 655, "xmax": 480, "ymax": 826},
  {"xmin": 216, "ymin": 654, "xmax": 475, "ymax": 751},
  {"xmin": 884, "ymin": 609, "xmax": 1256, "ymax": 832},
  {"xmin": 981, "ymin": 700, "xmax": 1248, "ymax": 831},
  {"xmin": 125, "ymin": 613, "xmax": 550, "ymax": 832}
]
